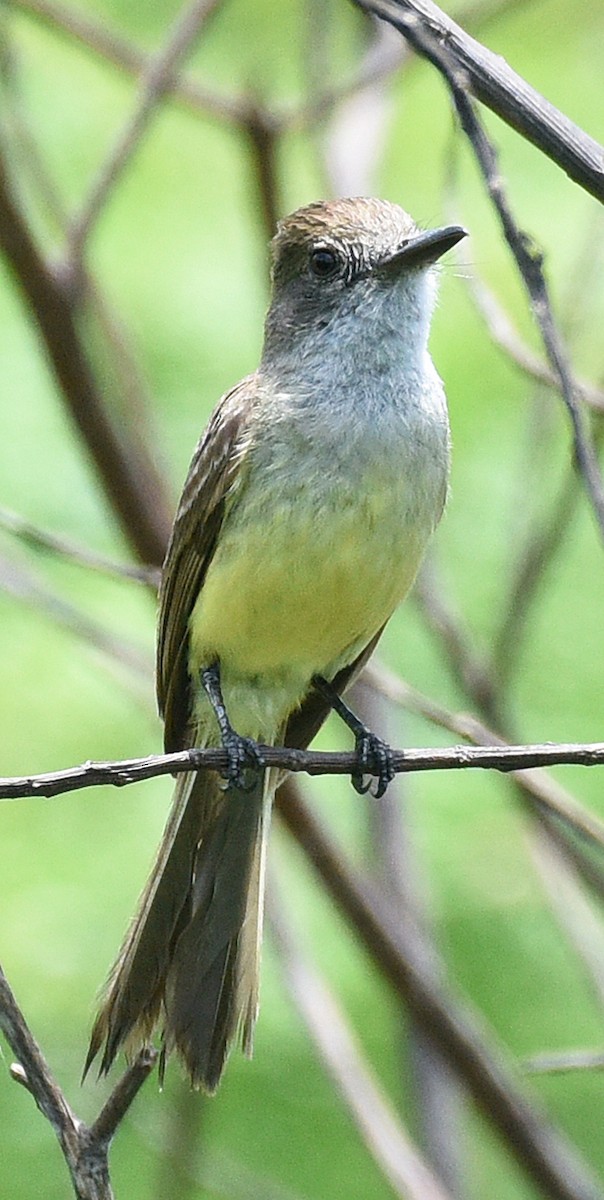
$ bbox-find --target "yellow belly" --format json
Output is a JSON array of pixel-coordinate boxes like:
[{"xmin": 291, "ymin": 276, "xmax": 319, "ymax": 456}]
[{"xmin": 188, "ymin": 471, "xmax": 424, "ymax": 683}]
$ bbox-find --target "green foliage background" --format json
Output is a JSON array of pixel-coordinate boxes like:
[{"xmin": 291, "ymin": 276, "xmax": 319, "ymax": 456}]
[{"xmin": 1, "ymin": 1, "xmax": 604, "ymax": 1197}]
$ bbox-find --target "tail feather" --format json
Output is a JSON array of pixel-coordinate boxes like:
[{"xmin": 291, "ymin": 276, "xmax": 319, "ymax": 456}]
[
  {"xmin": 164, "ymin": 772, "xmax": 270, "ymax": 1089},
  {"xmin": 86, "ymin": 760, "xmax": 271, "ymax": 1092}
]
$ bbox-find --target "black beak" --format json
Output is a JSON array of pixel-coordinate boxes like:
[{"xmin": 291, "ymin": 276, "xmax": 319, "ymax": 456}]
[{"xmin": 376, "ymin": 225, "xmax": 467, "ymax": 274}]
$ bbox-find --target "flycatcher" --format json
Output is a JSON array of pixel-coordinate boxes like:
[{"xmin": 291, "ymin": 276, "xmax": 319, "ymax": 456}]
[{"xmin": 86, "ymin": 197, "xmax": 466, "ymax": 1092}]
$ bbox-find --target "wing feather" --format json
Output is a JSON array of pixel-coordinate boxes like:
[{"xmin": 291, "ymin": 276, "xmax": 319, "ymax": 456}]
[{"xmin": 157, "ymin": 377, "xmax": 255, "ymax": 752}]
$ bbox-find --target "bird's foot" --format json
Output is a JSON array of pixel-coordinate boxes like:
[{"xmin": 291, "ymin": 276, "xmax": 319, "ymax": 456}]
[
  {"xmin": 352, "ymin": 728, "xmax": 396, "ymax": 799},
  {"xmin": 221, "ymin": 729, "xmax": 264, "ymax": 792},
  {"xmin": 200, "ymin": 662, "xmax": 264, "ymax": 791}
]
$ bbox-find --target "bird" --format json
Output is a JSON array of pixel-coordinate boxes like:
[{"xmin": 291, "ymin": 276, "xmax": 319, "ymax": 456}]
[{"xmin": 85, "ymin": 197, "xmax": 466, "ymax": 1093}]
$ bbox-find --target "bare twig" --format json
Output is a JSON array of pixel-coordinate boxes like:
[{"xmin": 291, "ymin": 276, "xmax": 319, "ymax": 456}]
[
  {"xmin": 352, "ymin": 0, "xmax": 604, "ymax": 201},
  {"xmin": 66, "ymin": 0, "xmax": 226, "ymax": 264},
  {"xmin": 89, "ymin": 1049, "xmax": 158, "ymax": 1150},
  {"xmin": 275, "ymin": 781, "xmax": 604, "ymax": 1200},
  {"xmin": 268, "ymin": 879, "xmax": 455, "ymax": 1200},
  {"xmin": 2, "ymin": 739, "xmax": 604, "ymax": 802},
  {"xmin": 0, "ymin": 963, "xmax": 157, "ymax": 1199},
  {"xmin": 0, "ymin": 34, "xmax": 67, "ymax": 232}
]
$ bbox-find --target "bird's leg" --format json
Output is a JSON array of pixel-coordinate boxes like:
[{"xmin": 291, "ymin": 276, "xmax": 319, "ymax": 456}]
[
  {"xmin": 200, "ymin": 662, "xmax": 264, "ymax": 791},
  {"xmin": 312, "ymin": 675, "xmax": 396, "ymax": 799}
]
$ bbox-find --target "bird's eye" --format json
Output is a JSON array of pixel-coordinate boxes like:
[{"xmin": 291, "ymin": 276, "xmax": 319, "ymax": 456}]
[{"xmin": 309, "ymin": 246, "xmax": 341, "ymax": 278}]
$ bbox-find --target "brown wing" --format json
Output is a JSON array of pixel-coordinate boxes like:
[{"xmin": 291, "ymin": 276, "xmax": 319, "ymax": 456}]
[{"xmin": 157, "ymin": 377, "xmax": 255, "ymax": 753}]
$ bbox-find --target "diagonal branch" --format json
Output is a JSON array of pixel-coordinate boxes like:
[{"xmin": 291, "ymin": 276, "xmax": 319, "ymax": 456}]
[
  {"xmin": 275, "ymin": 781, "xmax": 604, "ymax": 1200},
  {"xmin": 0, "ymin": 143, "xmax": 172, "ymax": 567},
  {"xmin": 353, "ymin": 0, "xmax": 604, "ymax": 202},
  {"xmin": 66, "ymin": 0, "xmax": 226, "ymax": 264},
  {"xmin": 267, "ymin": 878, "xmax": 455, "ymax": 1200}
]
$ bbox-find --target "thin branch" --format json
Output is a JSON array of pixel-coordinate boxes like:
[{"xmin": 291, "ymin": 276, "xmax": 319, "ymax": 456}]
[
  {"xmin": 0, "ymin": 963, "xmax": 157, "ymax": 1199},
  {"xmin": 0, "ymin": 505, "xmax": 160, "ymax": 586},
  {"xmin": 267, "ymin": 879, "xmax": 455, "ymax": 1200},
  {"xmin": 322, "ymin": 20, "xmax": 404, "ymax": 197},
  {"xmin": 275, "ymin": 781, "xmax": 604, "ymax": 1200},
  {"xmin": 65, "ymin": 0, "xmax": 226, "ymax": 264},
  {"xmin": 356, "ymin": 0, "xmax": 604, "ymax": 541},
  {"xmin": 2, "ymin": 740, "xmax": 604, "ymax": 802},
  {"xmin": 0, "ymin": 144, "xmax": 172, "ymax": 567},
  {"xmin": 352, "ymin": 0, "xmax": 604, "ymax": 202}
]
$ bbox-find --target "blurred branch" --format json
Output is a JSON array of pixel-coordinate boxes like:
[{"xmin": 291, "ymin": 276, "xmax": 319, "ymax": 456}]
[
  {"xmin": 492, "ymin": 458, "xmax": 582, "ymax": 678},
  {"xmin": 9, "ymin": 0, "xmax": 548, "ymax": 143},
  {"xmin": 66, "ymin": 0, "xmax": 226, "ymax": 266},
  {"xmin": 365, "ymin": 661, "xmax": 604, "ymax": 866},
  {"xmin": 525, "ymin": 1051, "xmax": 604, "ymax": 1076},
  {"xmin": 350, "ymin": 677, "xmax": 464, "ymax": 1194},
  {"xmin": 0, "ymin": 549, "xmax": 153, "ymax": 688},
  {"xmin": 531, "ymin": 833, "xmax": 604, "ymax": 1012},
  {"xmin": 2, "ymin": 739, "xmax": 604, "ymax": 801},
  {"xmin": 359, "ymin": 0, "xmax": 604, "ymax": 543},
  {"xmin": 0, "ymin": 144, "xmax": 172, "ymax": 567},
  {"xmin": 415, "ymin": 559, "xmax": 505, "ymax": 731},
  {"xmin": 461, "ymin": 265, "xmax": 604, "ymax": 414},
  {"xmin": 275, "ymin": 780, "xmax": 604, "ymax": 1200},
  {"xmin": 268, "ymin": 878, "xmax": 455, "ymax": 1200},
  {"xmin": 241, "ymin": 98, "xmax": 282, "ymax": 238},
  {"xmin": 322, "ymin": 20, "xmax": 402, "ymax": 197},
  {"xmin": 0, "ymin": 963, "xmax": 156, "ymax": 1199},
  {"xmin": 0, "ymin": 505, "xmax": 160, "ymax": 587},
  {"xmin": 153, "ymin": 1084, "xmax": 208, "ymax": 1200},
  {"xmin": 0, "ymin": 33, "xmax": 67, "ymax": 232},
  {"xmin": 10, "ymin": 0, "xmax": 250, "ymax": 127},
  {"xmin": 352, "ymin": 0, "xmax": 604, "ymax": 202}
]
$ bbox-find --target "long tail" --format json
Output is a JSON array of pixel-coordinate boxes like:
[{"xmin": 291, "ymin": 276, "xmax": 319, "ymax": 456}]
[{"xmin": 85, "ymin": 762, "xmax": 271, "ymax": 1092}]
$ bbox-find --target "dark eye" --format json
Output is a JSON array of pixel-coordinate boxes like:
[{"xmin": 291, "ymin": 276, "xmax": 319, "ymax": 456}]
[{"xmin": 309, "ymin": 246, "xmax": 340, "ymax": 278}]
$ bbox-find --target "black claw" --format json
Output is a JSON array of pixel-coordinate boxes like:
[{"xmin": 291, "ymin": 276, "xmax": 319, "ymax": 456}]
[
  {"xmin": 353, "ymin": 730, "xmax": 396, "ymax": 799},
  {"xmin": 222, "ymin": 731, "xmax": 264, "ymax": 792}
]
